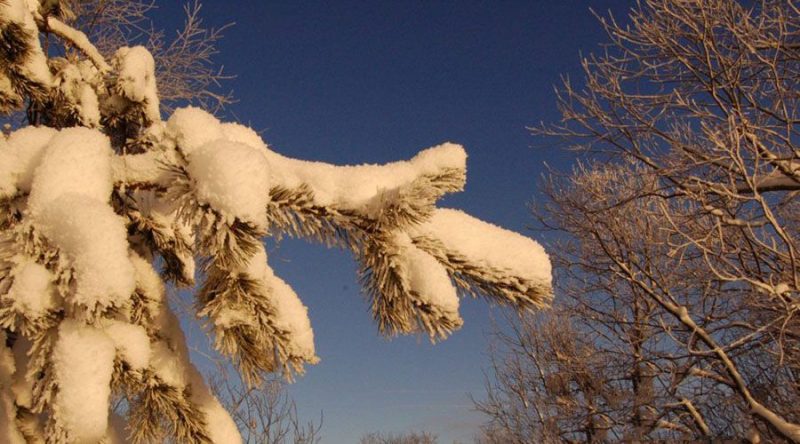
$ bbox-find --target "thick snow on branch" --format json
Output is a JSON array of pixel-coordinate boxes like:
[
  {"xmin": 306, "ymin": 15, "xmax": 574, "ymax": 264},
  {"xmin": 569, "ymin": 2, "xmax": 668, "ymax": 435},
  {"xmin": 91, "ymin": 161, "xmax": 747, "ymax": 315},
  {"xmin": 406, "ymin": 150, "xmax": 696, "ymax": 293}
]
[
  {"xmin": 166, "ymin": 106, "xmax": 225, "ymax": 156},
  {"xmin": 390, "ymin": 231, "xmax": 462, "ymax": 336},
  {"xmin": 162, "ymin": 106, "xmax": 550, "ymax": 342},
  {"xmin": 36, "ymin": 194, "xmax": 135, "ymax": 308},
  {"xmin": 42, "ymin": 16, "xmax": 111, "ymax": 73},
  {"xmin": 394, "ymin": 232, "xmax": 460, "ymax": 316},
  {"xmin": 53, "ymin": 61, "xmax": 102, "ymax": 127},
  {"xmin": 200, "ymin": 240, "xmax": 318, "ymax": 384},
  {"xmin": 112, "ymin": 46, "xmax": 159, "ymax": 122},
  {"xmin": 6, "ymin": 259, "xmax": 59, "ymax": 317},
  {"xmin": 166, "ymin": 106, "xmax": 466, "ymax": 219},
  {"xmin": 111, "ymin": 148, "xmax": 183, "ymax": 189},
  {"xmin": 28, "ymin": 129, "xmax": 134, "ymax": 309},
  {"xmin": 244, "ymin": 247, "xmax": 317, "ymax": 363},
  {"xmin": 415, "ymin": 209, "xmax": 551, "ymax": 283},
  {"xmin": 410, "ymin": 208, "xmax": 552, "ymax": 308},
  {"xmin": 152, "ymin": 298, "xmax": 242, "ymax": 444},
  {"xmin": 264, "ymin": 143, "xmax": 466, "ymax": 211},
  {"xmin": 0, "ymin": 126, "xmax": 57, "ymax": 198},
  {"xmin": 27, "ymin": 128, "xmax": 113, "ymax": 212},
  {"xmin": 51, "ymin": 320, "xmax": 116, "ymax": 443},
  {"xmin": 0, "ymin": 0, "xmax": 53, "ymax": 89},
  {"xmin": 101, "ymin": 319, "xmax": 151, "ymax": 371},
  {"xmin": 0, "ymin": 109, "xmax": 552, "ymax": 441},
  {"xmin": 187, "ymin": 140, "xmax": 271, "ymax": 230}
]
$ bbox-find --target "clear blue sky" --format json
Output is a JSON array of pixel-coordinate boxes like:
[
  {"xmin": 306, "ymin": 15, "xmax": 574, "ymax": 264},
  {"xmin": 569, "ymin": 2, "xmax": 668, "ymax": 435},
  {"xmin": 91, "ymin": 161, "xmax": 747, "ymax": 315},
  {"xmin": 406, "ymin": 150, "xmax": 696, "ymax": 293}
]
[{"xmin": 156, "ymin": 1, "xmax": 629, "ymax": 442}]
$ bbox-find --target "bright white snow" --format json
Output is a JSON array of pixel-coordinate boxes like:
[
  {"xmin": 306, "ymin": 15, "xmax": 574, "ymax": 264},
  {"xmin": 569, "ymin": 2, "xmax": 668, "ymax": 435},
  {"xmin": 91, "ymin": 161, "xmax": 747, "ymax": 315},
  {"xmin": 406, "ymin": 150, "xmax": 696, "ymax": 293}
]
[
  {"xmin": 166, "ymin": 107, "xmax": 224, "ymax": 156},
  {"xmin": 393, "ymin": 232, "xmax": 460, "ymax": 318},
  {"xmin": 0, "ymin": 126, "xmax": 57, "ymax": 198},
  {"xmin": 26, "ymin": 128, "xmax": 135, "ymax": 309},
  {"xmin": 221, "ymin": 123, "xmax": 268, "ymax": 152},
  {"xmin": 6, "ymin": 258, "xmax": 59, "ymax": 316},
  {"xmin": 34, "ymin": 194, "xmax": 135, "ymax": 308},
  {"xmin": 102, "ymin": 319, "xmax": 151, "ymax": 370},
  {"xmin": 222, "ymin": 246, "xmax": 317, "ymax": 363},
  {"xmin": 113, "ymin": 46, "xmax": 160, "ymax": 122},
  {"xmin": 51, "ymin": 320, "xmax": 116, "ymax": 443},
  {"xmin": 0, "ymin": 7, "xmax": 557, "ymax": 443},
  {"xmin": 262, "ymin": 268, "xmax": 318, "ymax": 364},
  {"xmin": 263, "ymin": 142, "xmax": 466, "ymax": 211},
  {"xmin": 152, "ymin": 302, "xmax": 242, "ymax": 444},
  {"xmin": 27, "ymin": 128, "xmax": 113, "ymax": 213},
  {"xmin": 186, "ymin": 140, "xmax": 271, "ymax": 229},
  {"xmin": 412, "ymin": 208, "xmax": 552, "ymax": 285}
]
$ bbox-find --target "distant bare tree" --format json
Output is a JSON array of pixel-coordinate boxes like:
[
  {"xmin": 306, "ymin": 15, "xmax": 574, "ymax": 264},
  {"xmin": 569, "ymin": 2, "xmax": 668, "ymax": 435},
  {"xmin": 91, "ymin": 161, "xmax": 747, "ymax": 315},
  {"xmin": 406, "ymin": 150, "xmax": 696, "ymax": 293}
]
[
  {"xmin": 478, "ymin": 0, "xmax": 800, "ymax": 442},
  {"xmin": 359, "ymin": 430, "xmax": 438, "ymax": 444},
  {"xmin": 66, "ymin": 0, "xmax": 233, "ymax": 112},
  {"xmin": 210, "ymin": 369, "xmax": 322, "ymax": 444},
  {"xmin": 476, "ymin": 313, "xmax": 621, "ymax": 443}
]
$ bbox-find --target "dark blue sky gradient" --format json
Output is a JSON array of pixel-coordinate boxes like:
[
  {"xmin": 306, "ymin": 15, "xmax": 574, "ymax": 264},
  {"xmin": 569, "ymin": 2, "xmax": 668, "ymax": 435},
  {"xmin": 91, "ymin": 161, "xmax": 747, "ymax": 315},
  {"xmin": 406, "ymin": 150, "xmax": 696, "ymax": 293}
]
[{"xmin": 156, "ymin": 1, "xmax": 630, "ymax": 442}]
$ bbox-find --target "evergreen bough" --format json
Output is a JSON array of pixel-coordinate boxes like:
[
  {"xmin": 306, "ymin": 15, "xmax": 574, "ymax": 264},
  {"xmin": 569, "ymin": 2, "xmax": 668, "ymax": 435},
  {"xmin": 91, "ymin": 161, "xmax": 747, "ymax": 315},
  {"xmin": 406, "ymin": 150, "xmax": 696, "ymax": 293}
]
[{"xmin": 0, "ymin": 1, "xmax": 552, "ymax": 442}]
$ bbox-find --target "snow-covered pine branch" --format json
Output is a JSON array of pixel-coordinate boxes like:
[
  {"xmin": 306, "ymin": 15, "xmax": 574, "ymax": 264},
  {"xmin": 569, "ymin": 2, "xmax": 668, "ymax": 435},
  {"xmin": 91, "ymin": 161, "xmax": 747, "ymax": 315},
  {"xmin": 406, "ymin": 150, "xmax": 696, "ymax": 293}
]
[{"xmin": 0, "ymin": 1, "xmax": 552, "ymax": 442}]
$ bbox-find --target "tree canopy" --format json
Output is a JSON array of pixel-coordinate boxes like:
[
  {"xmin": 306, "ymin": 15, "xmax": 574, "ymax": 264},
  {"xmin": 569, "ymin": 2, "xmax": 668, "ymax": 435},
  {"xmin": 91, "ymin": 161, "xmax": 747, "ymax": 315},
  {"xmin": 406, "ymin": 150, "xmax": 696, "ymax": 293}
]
[{"xmin": 479, "ymin": 1, "xmax": 800, "ymax": 442}]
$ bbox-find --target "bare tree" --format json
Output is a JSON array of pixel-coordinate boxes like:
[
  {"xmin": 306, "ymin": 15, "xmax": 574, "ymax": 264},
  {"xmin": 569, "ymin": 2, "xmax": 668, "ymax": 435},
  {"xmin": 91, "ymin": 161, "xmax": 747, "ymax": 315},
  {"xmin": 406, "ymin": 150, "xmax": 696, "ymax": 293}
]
[
  {"xmin": 210, "ymin": 369, "xmax": 322, "ymax": 444},
  {"xmin": 359, "ymin": 430, "xmax": 438, "ymax": 444},
  {"xmin": 476, "ymin": 313, "xmax": 622, "ymax": 443},
  {"xmin": 479, "ymin": 0, "xmax": 800, "ymax": 442}
]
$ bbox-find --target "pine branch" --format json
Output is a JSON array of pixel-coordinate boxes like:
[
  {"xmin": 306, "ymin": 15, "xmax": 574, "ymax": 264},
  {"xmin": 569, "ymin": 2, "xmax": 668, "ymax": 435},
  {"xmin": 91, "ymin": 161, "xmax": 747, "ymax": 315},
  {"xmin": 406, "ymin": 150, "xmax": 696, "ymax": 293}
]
[
  {"xmin": 411, "ymin": 233, "xmax": 551, "ymax": 310},
  {"xmin": 197, "ymin": 266, "xmax": 288, "ymax": 385},
  {"xmin": 37, "ymin": 14, "xmax": 111, "ymax": 73},
  {"xmin": 124, "ymin": 191, "xmax": 195, "ymax": 286},
  {"xmin": 267, "ymin": 184, "xmax": 358, "ymax": 249},
  {"xmin": 359, "ymin": 231, "xmax": 462, "ymax": 340},
  {"xmin": 0, "ymin": 3, "xmax": 555, "ymax": 440},
  {"xmin": 363, "ymin": 167, "xmax": 465, "ymax": 230},
  {"xmin": 126, "ymin": 371, "xmax": 213, "ymax": 444}
]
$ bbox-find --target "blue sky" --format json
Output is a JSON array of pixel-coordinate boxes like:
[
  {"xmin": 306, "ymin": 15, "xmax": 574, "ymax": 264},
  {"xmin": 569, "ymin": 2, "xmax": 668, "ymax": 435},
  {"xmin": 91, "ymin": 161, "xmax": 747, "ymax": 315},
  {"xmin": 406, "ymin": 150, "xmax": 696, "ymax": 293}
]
[{"xmin": 157, "ymin": 1, "xmax": 630, "ymax": 442}]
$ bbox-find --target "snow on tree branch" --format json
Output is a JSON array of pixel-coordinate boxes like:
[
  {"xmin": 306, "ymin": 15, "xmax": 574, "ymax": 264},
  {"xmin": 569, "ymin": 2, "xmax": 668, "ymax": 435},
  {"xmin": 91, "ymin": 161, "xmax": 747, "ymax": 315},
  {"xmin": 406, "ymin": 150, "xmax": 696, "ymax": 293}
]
[
  {"xmin": 0, "ymin": 1, "xmax": 552, "ymax": 442},
  {"xmin": 38, "ymin": 15, "xmax": 111, "ymax": 73}
]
